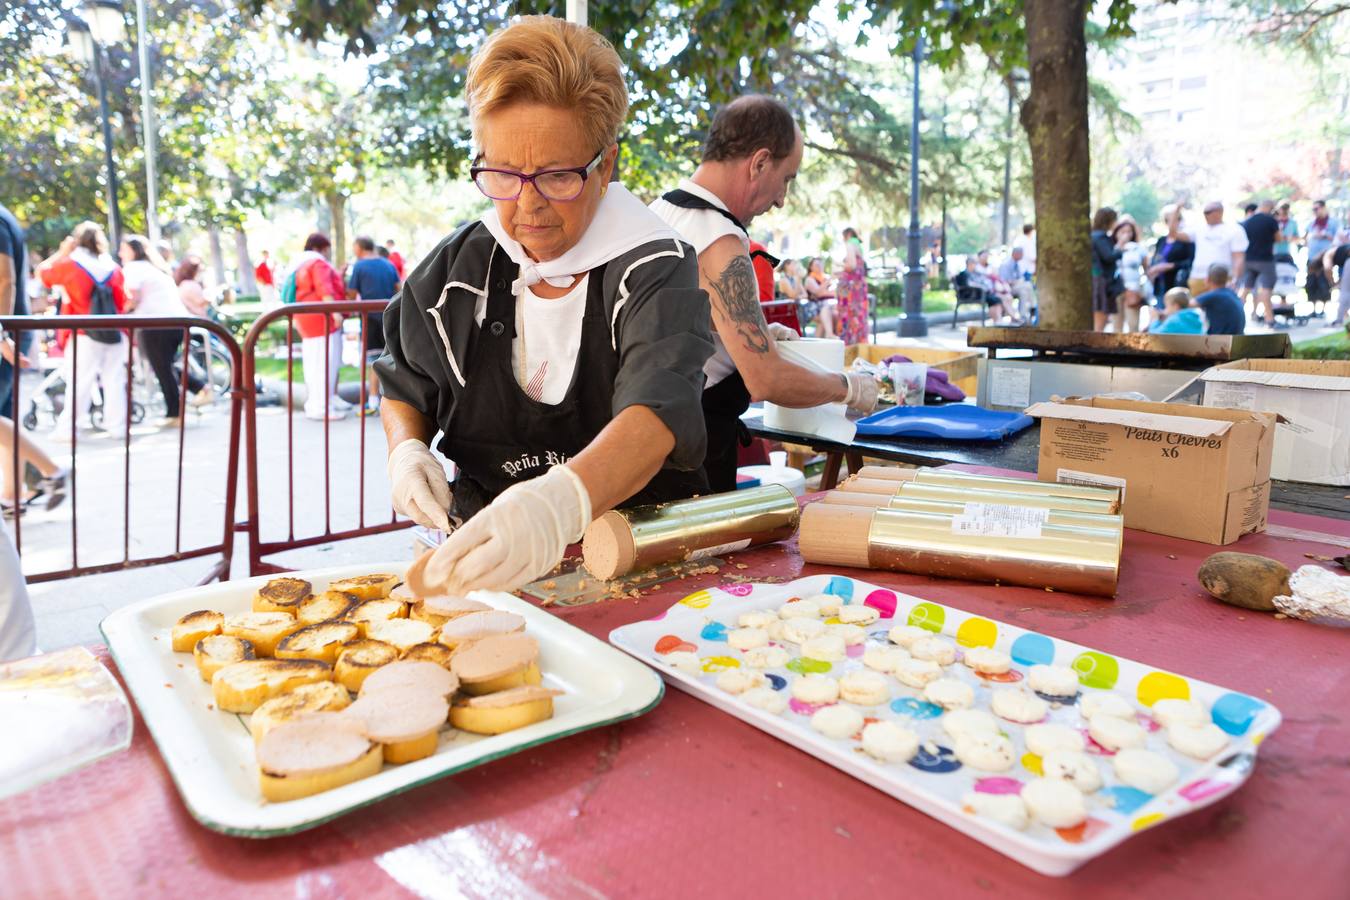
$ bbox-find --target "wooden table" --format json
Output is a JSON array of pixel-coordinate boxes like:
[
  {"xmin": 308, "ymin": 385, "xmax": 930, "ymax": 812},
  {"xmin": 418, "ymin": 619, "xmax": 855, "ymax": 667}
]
[
  {"xmin": 744, "ymin": 415, "xmax": 1350, "ymax": 521},
  {"xmin": 3, "ymin": 477, "xmax": 1349, "ymax": 898}
]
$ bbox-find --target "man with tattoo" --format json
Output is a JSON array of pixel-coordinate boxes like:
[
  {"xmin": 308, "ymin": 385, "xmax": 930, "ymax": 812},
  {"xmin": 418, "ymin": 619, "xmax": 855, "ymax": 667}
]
[{"xmin": 651, "ymin": 96, "xmax": 879, "ymax": 491}]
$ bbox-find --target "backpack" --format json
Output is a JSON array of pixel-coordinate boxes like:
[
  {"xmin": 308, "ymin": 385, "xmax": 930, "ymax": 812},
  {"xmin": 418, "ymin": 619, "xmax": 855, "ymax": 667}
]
[
  {"xmin": 279, "ymin": 268, "xmax": 298, "ymax": 304},
  {"xmin": 72, "ymin": 260, "xmax": 122, "ymax": 344}
]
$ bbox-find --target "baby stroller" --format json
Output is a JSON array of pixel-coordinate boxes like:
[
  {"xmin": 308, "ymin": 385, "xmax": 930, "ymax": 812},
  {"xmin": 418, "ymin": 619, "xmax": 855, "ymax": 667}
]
[{"xmin": 22, "ymin": 361, "xmax": 147, "ymax": 432}]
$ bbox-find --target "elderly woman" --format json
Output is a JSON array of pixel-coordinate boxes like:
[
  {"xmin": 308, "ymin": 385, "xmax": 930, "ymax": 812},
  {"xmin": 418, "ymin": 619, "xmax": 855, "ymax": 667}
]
[{"xmin": 377, "ymin": 16, "xmax": 712, "ymax": 596}]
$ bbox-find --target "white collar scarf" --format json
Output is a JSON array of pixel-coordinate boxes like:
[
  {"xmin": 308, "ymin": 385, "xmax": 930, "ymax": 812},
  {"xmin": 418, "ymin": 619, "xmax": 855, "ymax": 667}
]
[{"xmin": 479, "ymin": 183, "xmax": 681, "ymax": 295}]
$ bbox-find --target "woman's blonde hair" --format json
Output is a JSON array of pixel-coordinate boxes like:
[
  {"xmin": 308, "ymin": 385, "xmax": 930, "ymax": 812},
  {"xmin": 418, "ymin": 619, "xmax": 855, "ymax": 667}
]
[
  {"xmin": 465, "ymin": 15, "xmax": 628, "ymax": 153},
  {"xmin": 1163, "ymin": 287, "xmax": 1191, "ymax": 310}
]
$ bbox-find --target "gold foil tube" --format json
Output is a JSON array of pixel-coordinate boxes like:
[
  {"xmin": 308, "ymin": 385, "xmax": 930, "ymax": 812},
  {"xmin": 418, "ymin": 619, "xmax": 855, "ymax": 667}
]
[
  {"xmin": 582, "ymin": 485, "xmax": 800, "ymax": 580},
  {"xmin": 884, "ymin": 496, "xmax": 1123, "ymax": 533},
  {"xmin": 912, "ymin": 469, "xmax": 1121, "ymax": 512},
  {"xmin": 895, "ymin": 481, "xmax": 1119, "ymax": 516},
  {"xmin": 866, "ymin": 509, "xmax": 1120, "ymax": 597}
]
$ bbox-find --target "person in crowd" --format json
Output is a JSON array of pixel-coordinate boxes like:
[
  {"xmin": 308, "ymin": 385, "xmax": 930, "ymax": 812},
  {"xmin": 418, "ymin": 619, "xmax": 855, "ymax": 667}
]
[
  {"xmin": 346, "ymin": 235, "xmax": 401, "ymax": 413},
  {"xmin": 981, "ymin": 248, "xmax": 1016, "ymax": 315},
  {"xmin": 748, "ymin": 240, "xmax": 777, "ymax": 302},
  {"xmin": 650, "ymin": 95, "xmax": 876, "ymax": 491},
  {"xmin": 1012, "ymin": 222, "xmax": 1036, "ymax": 275},
  {"xmin": 1148, "ymin": 203, "xmax": 1194, "ymax": 312},
  {"xmin": 996, "ymin": 247, "xmax": 1031, "ymax": 324},
  {"xmin": 118, "ymin": 236, "xmax": 212, "ymax": 427},
  {"xmin": 0, "ymin": 331, "xmax": 67, "ymax": 517},
  {"xmin": 156, "ymin": 241, "xmax": 177, "ymax": 273},
  {"xmin": 1274, "ymin": 201, "xmax": 1299, "ymax": 260},
  {"xmin": 802, "ymin": 257, "xmax": 836, "ymax": 338},
  {"xmin": 0, "ymin": 203, "xmax": 34, "ymax": 420},
  {"xmin": 379, "ymin": 16, "xmax": 720, "ymax": 595},
  {"xmin": 954, "ymin": 255, "xmax": 1004, "ymax": 321},
  {"xmin": 1113, "ymin": 215, "xmax": 1150, "ymax": 332},
  {"xmin": 1325, "ymin": 242, "xmax": 1350, "ymax": 327},
  {"xmin": 36, "ymin": 222, "xmax": 129, "ymax": 441},
  {"xmin": 1238, "ymin": 199, "xmax": 1280, "ymax": 328},
  {"xmin": 1193, "ymin": 263, "xmax": 1246, "ymax": 335},
  {"xmin": 255, "ymin": 249, "xmax": 276, "ymax": 305},
  {"xmin": 780, "ymin": 258, "xmax": 827, "ymax": 338},
  {"xmin": 384, "ymin": 240, "xmax": 406, "ymax": 280},
  {"xmin": 835, "ymin": 227, "xmax": 869, "ymax": 344},
  {"xmin": 1091, "ymin": 207, "xmax": 1123, "ymax": 332},
  {"xmin": 288, "ymin": 233, "xmax": 348, "ymax": 422},
  {"xmin": 174, "ymin": 257, "xmax": 212, "ymax": 318},
  {"xmin": 1152, "ymin": 287, "xmax": 1203, "ymax": 334},
  {"xmin": 1188, "ymin": 201, "xmax": 1247, "ymax": 306},
  {"xmin": 1306, "ymin": 199, "xmax": 1337, "ymax": 311},
  {"xmin": 1241, "ymin": 202, "xmax": 1258, "ymax": 219}
]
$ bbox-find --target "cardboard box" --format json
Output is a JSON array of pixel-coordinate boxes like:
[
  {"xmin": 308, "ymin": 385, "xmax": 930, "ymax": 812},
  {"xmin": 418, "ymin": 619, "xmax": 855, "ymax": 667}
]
[
  {"xmin": 1169, "ymin": 360, "xmax": 1350, "ymax": 486},
  {"xmin": 1026, "ymin": 397, "xmax": 1279, "ymax": 545}
]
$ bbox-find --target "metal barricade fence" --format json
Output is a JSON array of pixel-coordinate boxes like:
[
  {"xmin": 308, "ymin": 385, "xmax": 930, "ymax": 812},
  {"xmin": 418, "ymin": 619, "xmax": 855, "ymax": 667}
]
[
  {"xmin": 240, "ymin": 301, "xmax": 410, "ymax": 576},
  {"xmin": 0, "ymin": 314, "xmax": 244, "ymax": 584}
]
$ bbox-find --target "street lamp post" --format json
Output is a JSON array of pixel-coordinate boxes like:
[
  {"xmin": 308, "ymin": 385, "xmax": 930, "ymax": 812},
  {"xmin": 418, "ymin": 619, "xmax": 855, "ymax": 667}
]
[
  {"xmin": 67, "ymin": 1, "xmax": 127, "ymax": 245},
  {"xmin": 899, "ymin": 33, "xmax": 928, "ymax": 338}
]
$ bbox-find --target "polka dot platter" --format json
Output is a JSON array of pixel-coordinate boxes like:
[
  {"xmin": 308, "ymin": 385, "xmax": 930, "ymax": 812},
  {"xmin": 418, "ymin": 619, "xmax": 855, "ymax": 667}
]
[{"xmin": 608, "ymin": 574, "xmax": 1281, "ymax": 877}]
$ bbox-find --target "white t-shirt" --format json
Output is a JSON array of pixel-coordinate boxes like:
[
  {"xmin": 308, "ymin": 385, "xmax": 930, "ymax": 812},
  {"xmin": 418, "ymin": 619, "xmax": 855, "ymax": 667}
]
[
  {"xmin": 121, "ymin": 259, "xmax": 189, "ymax": 317},
  {"xmin": 649, "ymin": 178, "xmax": 749, "ymax": 389},
  {"xmin": 1012, "ymin": 232, "xmax": 1037, "ymax": 273},
  {"xmin": 1191, "ymin": 221, "xmax": 1248, "ymax": 277},
  {"xmin": 474, "ymin": 275, "xmax": 588, "ymax": 406}
]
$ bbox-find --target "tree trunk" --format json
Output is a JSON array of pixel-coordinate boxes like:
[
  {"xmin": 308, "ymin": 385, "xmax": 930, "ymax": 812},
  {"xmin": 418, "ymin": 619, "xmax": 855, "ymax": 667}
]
[
  {"xmin": 234, "ymin": 229, "xmax": 258, "ymax": 296},
  {"xmin": 1020, "ymin": 0, "xmax": 1092, "ymax": 331},
  {"xmin": 207, "ymin": 225, "xmax": 227, "ymax": 291},
  {"xmin": 326, "ymin": 191, "xmax": 347, "ymax": 268}
]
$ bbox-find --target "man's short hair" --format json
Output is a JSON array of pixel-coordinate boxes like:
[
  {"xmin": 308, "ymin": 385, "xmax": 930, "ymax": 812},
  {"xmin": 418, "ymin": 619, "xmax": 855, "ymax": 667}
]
[
  {"xmin": 1022, "ymin": 223, "xmax": 1034, "ymax": 234},
  {"xmin": 1314, "ymin": 199, "xmax": 1327, "ymax": 208},
  {"xmin": 1207, "ymin": 263, "xmax": 1230, "ymax": 286},
  {"xmin": 354, "ymin": 235, "xmax": 376, "ymax": 253},
  {"xmin": 702, "ymin": 95, "xmax": 797, "ymax": 164},
  {"xmin": 1203, "ymin": 201, "xmax": 1223, "ymax": 215},
  {"xmin": 1163, "ymin": 287, "xmax": 1191, "ymax": 310}
]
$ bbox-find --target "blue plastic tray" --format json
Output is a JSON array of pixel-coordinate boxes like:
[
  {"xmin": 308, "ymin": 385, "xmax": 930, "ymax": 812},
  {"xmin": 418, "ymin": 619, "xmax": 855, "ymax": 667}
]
[{"xmin": 854, "ymin": 404, "xmax": 1034, "ymax": 440}]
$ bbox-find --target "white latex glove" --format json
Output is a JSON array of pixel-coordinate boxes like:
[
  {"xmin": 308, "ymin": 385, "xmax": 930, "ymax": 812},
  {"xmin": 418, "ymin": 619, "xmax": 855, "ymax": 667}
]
[
  {"xmin": 843, "ymin": 372, "xmax": 880, "ymax": 414},
  {"xmin": 766, "ymin": 322, "xmax": 800, "ymax": 341},
  {"xmin": 387, "ymin": 438, "xmax": 454, "ymax": 533},
  {"xmin": 419, "ymin": 465, "xmax": 592, "ymax": 595}
]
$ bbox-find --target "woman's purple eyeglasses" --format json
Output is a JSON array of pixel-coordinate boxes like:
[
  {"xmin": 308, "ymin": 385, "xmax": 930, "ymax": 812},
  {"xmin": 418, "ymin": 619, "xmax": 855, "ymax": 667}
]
[{"xmin": 470, "ymin": 149, "xmax": 605, "ymax": 201}]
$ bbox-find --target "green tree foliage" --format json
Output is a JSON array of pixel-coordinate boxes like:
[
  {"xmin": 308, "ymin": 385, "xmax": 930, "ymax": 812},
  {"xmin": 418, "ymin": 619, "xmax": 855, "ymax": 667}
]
[{"xmin": 1117, "ymin": 177, "xmax": 1161, "ymax": 230}]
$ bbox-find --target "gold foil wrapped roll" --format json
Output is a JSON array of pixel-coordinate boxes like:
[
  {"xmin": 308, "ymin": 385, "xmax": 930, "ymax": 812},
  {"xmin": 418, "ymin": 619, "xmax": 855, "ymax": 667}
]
[
  {"xmin": 911, "ymin": 469, "xmax": 1121, "ymax": 512},
  {"xmin": 582, "ymin": 485, "xmax": 800, "ymax": 580},
  {"xmin": 884, "ymin": 496, "xmax": 1123, "ymax": 533},
  {"xmin": 866, "ymin": 508, "xmax": 1121, "ymax": 597},
  {"xmin": 894, "ymin": 481, "xmax": 1119, "ymax": 516}
]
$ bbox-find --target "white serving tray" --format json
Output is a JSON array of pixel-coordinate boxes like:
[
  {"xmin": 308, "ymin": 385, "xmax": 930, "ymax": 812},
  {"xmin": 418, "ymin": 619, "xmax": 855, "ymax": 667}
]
[
  {"xmin": 609, "ymin": 574, "xmax": 1281, "ymax": 877},
  {"xmin": 101, "ymin": 563, "xmax": 663, "ymax": 837}
]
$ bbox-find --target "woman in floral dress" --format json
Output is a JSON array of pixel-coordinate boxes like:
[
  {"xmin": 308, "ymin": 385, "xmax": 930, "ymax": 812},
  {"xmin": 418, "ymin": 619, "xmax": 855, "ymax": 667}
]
[{"xmin": 836, "ymin": 227, "xmax": 869, "ymax": 344}]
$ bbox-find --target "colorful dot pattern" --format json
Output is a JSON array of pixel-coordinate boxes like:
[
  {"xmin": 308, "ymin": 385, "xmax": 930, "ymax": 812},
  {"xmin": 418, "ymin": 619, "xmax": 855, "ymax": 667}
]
[{"xmin": 653, "ymin": 576, "xmax": 1280, "ymax": 856}]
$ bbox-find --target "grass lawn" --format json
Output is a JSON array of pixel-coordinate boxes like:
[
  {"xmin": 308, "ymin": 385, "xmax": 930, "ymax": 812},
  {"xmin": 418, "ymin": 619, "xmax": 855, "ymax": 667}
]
[
  {"xmin": 1292, "ymin": 329, "xmax": 1350, "ymax": 360},
  {"xmin": 253, "ymin": 356, "xmax": 364, "ymax": 382},
  {"xmin": 874, "ymin": 289, "xmax": 957, "ymax": 318}
]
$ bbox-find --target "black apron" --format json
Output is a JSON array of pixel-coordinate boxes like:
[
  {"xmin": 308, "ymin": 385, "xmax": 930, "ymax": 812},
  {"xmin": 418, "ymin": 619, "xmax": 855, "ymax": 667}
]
[
  {"xmin": 443, "ymin": 247, "xmax": 708, "ymax": 520},
  {"xmin": 660, "ymin": 189, "xmax": 758, "ymax": 493}
]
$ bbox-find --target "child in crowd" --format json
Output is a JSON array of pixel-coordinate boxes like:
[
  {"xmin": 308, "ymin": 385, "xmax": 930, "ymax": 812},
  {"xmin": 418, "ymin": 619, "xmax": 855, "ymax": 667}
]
[{"xmin": 1152, "ymin": 287, "xmax": 1204, "ymax": 334}]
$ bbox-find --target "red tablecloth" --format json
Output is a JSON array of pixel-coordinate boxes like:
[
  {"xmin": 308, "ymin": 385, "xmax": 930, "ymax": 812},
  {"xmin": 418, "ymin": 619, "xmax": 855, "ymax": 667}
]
[{"xmin": 3, "ymin": 497, "xmax": 1348, "ymax": 899}]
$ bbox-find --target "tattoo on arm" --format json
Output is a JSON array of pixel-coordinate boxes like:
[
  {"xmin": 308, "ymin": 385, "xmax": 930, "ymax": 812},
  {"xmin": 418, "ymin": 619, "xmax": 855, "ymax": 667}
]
[{"xmin": 708, "ymin": 254, "xmax": 770, "ymax": 354}]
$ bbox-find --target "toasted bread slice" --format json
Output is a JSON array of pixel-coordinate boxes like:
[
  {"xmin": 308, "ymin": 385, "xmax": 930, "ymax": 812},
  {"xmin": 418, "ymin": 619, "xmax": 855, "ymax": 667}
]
[
  {"xmin": 365, "ymin": 618, "xmax": 436, "ymax": 652},
  {"xmin": 249, "ymin": 681, "xmax": 352, "ymax": 743},
  {"xmin": 253, "ymin": 577, "xmax": 312, "ymax": 614},
  {"xmin": 275, "ymin": 622, "xmax": 361, "ymax": 665},
  {"xmin": 449, "ymin": 686, "xmax": 561, "ymax": 735},
  {"xmin": 342, "ymin": 598, "xmax": 408, "ymax": 637},
  {"xmin": 297, "ymin": 590, "xmax": 359, "ymax": 627},
  {"xmin": 194, "ymin": 634, "xmax": 256, "ymax": 682},
  {"xmin": 410, "ymin": 596, "xmax": 491, "ymax": 628},
  {"xmin": 212, "ymin": 659, "xmax": 332, "ymax": 713},
  {"xmin": 408, "ymin": 601, "xmax": 450, "ymax": 629},
  {"xmin": 402, "ymin": 642, "xmax": 454, "ymax": 669},
  {"xmin": 172, "ymin": 610, "xmax": 224, "ymax": 652},
  {"xmin": 334, "ymin": 639, "xmax": 400, "ymax": 693},
  {"xmin": 222, "ymin": 612, "xmax": 302, "ymax": 657},
  {"xmin": 329, "ymin": 573, "xmax": 399, "ymax": 601},
  {"xmin": 256, "ymin": 712, "xmax": 381, "ymax": 802},
  {"xmin": 346, "ymin": 686, "xmax": 449, "ymax": 765},
  {"xmin": 451, "ymin": 633, "xmax": 540, "ymax": 695}
]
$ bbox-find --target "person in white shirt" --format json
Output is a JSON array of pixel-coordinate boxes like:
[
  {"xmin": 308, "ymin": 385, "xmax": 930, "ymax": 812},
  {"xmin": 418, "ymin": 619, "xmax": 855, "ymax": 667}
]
[
  {"xmin": 118, "ymin": 236, "xmax": 211, "ymax": 426},
  {"xmin": 1187, "ymin": 201, "xmax": 1247, "ymax": 299},
  {"xmin": 649, "ymin": 95, "xmax": 878, "ymax": 492},
  {"xmin": 1012, "ymin": 223, "xmax": 1037, "ymax": 275}
]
